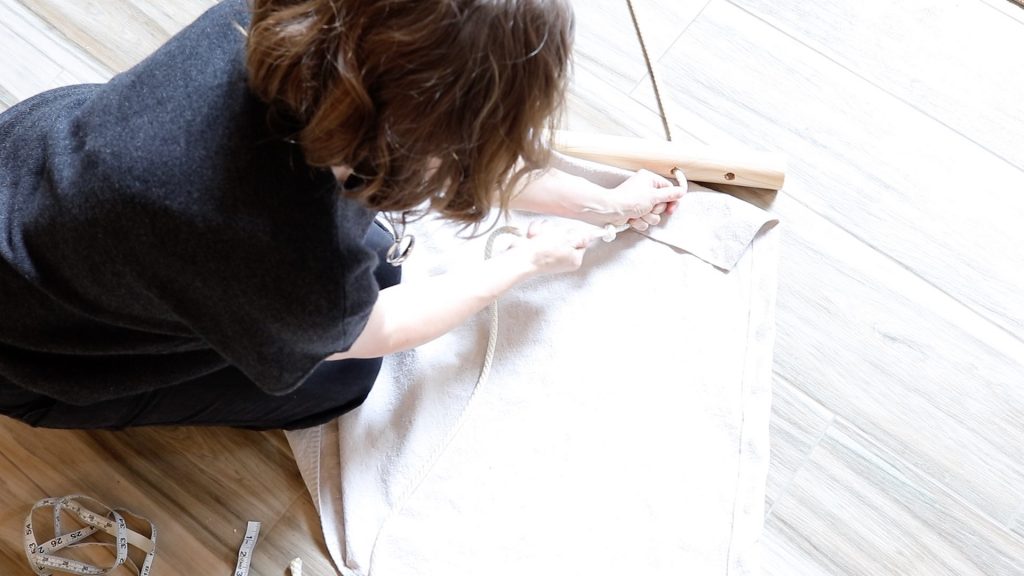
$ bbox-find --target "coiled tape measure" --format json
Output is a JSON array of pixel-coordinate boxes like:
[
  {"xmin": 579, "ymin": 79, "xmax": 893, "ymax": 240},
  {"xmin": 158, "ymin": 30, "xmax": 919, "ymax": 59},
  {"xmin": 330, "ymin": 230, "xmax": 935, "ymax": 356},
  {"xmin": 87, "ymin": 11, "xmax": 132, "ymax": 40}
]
[
  {"xmin": 25, "ymin": 496, "xmax": 265, "ymax": 576},
  {"xmin": 24, "ymin": 496, "xmax": 157, "ymax": 576}
]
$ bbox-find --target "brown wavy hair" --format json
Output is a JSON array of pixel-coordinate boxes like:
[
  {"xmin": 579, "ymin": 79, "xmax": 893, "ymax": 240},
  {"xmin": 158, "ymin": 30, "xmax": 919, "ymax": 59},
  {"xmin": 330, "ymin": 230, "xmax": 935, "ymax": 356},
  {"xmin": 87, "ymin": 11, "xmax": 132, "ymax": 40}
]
[{"xmin": 245, "ymin": 0, "xmax": 574, "ymax": 225}]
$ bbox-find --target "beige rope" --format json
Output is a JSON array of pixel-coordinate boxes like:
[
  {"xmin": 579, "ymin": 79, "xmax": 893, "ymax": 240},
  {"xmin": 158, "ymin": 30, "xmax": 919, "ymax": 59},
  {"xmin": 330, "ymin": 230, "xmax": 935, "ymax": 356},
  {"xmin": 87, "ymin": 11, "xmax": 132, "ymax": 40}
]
[
  {"xmin": 626, "ymin": 0, "xmax": 687, "ymax": 187},
  {"xmin": 625, "ymin": 0, "xmax": 674, "ymax": 143}
]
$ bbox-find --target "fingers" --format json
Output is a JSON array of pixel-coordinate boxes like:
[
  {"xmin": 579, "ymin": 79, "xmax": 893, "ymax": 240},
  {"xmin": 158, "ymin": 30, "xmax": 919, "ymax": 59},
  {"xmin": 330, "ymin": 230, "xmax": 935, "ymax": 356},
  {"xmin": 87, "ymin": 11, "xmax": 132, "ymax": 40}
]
[
  {"xmin": 658, "ymin": 186, "xmax": 686, "ymax": 204},
  {"xmin": 528, "ymin": 219, "xmax": 595, "ymax": 248},
  {"xmin": 636, "ymin": 169, "xmax": 673, "ymax": 189},
  {"xmin": 573, "ymin": 233, "xmax": 595, "ymax": 250},
  {"xmin": 629, "ymin": 212, "xmax": 661, "ymax": 231}
]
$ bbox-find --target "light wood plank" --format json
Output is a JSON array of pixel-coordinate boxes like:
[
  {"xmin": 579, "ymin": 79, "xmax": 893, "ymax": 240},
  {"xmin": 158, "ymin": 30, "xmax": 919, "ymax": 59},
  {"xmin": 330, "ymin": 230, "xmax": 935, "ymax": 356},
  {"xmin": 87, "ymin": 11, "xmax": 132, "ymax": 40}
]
[
  {"xmin": 570, "ymin": 0, "xmax": 711, "ymax": 141},
  {"xmin": 251, "ymin": 493, "xmax": 336, "ymax": 576},
  {"xmin": 0, "ymin": 3, "xmax": 72, "ymax": 101},
  {"xmin": 0, "ymin": 420, "xmax": 306, "ymax": 576},
  {"xmin": 0, "ymin": 451, "xmax": 50, "ymax": 570},
  {"xmin": 619, "ymin": 0, "xmax": 710, "ymax": 86},
  {"xmin": 765, "ymin": 376, "xmax": 833, "ymax": 510},
  {"xmin": 730, "ymin": 0, "xmax": 1024, "ymax": 171},
  {"xmin": 17, "ymin": 0, "xmax": 177, "ymax": 72},
  {"xmin": 636, "ymin": 0, "xmax": 1024, "ymax": 339},
  {"xmin": 764, "ymin": 420, "xmax": 1024, "ymax": 576},
  {"xmin": 0, "ymin": 84, "xmax": 16, "ymax": 111},
  {"xmin": 572, "ymin": 0, "xmax": 654, "ymax": 90},
  {"xmin": 0, "ymin": 0, "xmax": 112, "ymax": 77},
  {"xmin": 120, "ymin": 0, "xmax": 217, "ymax": 37},
  {"xmin": 565, "ymin": 63, "xmax": 670, "ymax": 138},
  {"xmin": 770, "ymin": 188, "xmax": 1024, "ymax": 525}
]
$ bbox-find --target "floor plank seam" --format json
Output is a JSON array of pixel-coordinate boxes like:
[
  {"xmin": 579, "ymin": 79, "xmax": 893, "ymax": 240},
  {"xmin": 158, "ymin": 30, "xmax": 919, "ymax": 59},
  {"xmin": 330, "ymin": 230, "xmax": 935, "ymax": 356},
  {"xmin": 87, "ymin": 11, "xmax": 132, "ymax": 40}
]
[
  {"xmin": 622, "ymin": 45, "xmax": 1024, "ymax": 347},
  {"xmin": 723, "ymin": 0, "xmax": 1024, "ymax": 175},
  {"xmin": 0, "ymin": 80, "xmax": 21, "ymax": 108},
  {"xmin": 765, "ymin": 379, "xmax": 835, "ymax": 519},
  {"xmin": 827, "ymin": 412, "xmax": 1024, "ymax": 542},
  {"xmin": 627, "ymin": 0, "xmax": 716, "ymax": 96},
  {"xmin": 85, "ymin": 431, "xmax": 237, "ymax": 550},
  {"xmin": 0, "ymin": 446, "xmax": 49, "ymax": 499},
  {"xmin": 781, "ymin": 191, "xmax": 1024, "ymax": 348},
  {"xmin": 1010, "ymin": 502, "xmax": 1024, "ymax": 531},
  {"xmin": 1, "ymin": 7, "xmax": 72, "ymax": 86},
  {"xmin": 6, "ymin": 0, "xmax": 113, "ymax": 76},
  {"xmin": 257, "ymin": 486, "xmax": 309, "ymax": 540}
]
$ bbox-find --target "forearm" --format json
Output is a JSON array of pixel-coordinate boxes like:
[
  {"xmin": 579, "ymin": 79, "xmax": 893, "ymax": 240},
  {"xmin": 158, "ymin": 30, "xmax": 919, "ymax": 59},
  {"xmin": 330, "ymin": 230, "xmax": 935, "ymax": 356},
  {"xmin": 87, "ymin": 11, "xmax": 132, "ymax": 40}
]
[
  {"xmin": 509, "ymin": 168, "xmax": 614, "ymax": 223},
  {"xmin": 327, "ymin": 251, "xmax": 536, "ymax": 361}
]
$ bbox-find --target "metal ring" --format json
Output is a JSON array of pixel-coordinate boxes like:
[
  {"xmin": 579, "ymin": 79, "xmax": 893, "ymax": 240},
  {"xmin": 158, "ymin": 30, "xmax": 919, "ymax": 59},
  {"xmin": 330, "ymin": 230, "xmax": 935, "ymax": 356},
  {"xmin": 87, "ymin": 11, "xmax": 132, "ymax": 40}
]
[{"xmin": 385, "ymin": 235, "xmax": 415, "ymax": 266}]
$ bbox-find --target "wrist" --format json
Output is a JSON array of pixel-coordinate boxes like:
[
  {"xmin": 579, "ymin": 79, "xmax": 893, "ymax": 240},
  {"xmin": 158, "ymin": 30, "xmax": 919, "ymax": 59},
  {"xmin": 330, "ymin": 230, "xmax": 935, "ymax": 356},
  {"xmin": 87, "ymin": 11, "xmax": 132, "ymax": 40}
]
[{"xmin": 559, "ymin": 172, "xmax": 617, "ymax": 226}]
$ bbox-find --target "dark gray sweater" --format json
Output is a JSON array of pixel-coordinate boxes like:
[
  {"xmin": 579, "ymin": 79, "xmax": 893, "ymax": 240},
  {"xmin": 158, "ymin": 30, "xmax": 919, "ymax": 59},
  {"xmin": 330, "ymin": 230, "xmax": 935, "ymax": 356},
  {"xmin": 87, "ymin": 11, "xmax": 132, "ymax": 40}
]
[{"xmin": 0, "ymin": 0, "xmax": 379, "ymax": 405}]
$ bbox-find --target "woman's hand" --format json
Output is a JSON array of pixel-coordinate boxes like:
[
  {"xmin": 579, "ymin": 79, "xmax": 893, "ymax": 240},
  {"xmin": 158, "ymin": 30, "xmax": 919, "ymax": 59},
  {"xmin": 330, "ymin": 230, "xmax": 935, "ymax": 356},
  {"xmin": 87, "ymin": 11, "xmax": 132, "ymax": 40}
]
[
  {"xmin": 600, "ymin": 169, "xmax": 685, "ymax": 232},
  {"xmin": 509, "ymin": 167, "xmax": 685, "ymax": 233},
  {"xmin": 503, "ymin": 219, "xmax": 595, "ymax": 276},
  {"xmin": 328, "ymin": 220, "xmax": 595, "ymax": 361}
]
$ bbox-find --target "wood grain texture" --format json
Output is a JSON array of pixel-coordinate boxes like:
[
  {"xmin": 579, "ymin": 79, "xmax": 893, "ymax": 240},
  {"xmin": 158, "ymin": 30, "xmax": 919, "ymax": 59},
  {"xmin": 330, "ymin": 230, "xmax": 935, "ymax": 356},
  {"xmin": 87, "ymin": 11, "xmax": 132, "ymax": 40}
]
[
  {"xmin": 763, "ymin": 420, "xmax": 1024, "ymax": 576},
  {"xmin": 642, "ymin": 0, "xmax": 1024, "ymax": 533},
  {"xmin": 1013, "ymin": 503, "xmax": 1024, "ymax": 539},
  {"xmin": 15, "ymin": 0, "xmax": 184, "ymax": 72},
  {"xmin": 0, "ymin": 85, "xmax": 16, "ymax": 112},
  {"xmin": 0, "ymin": 421, "xmax": 307, "ymax": 576},
  {"xmin": 765, "ymin": 377, "xmax": 833, "ymax": 510},
  {"xmin": 730, "ymin": 0, "xmax": 1024, "ymax": 171},
  {"xmin": 573, "ymin": 0, "xmax": 660, "ymax": 90},
  {"xmin": 639, "ymin": 0, "xmax": 1024, "ymax": 340},
  {"xmin": 251, "ymin": 493, "xmax": 336, "ymax": 576},
  {"xmin": 564, "ymin": 62, "xmax": 669, "ymax": 138},
  {"xmin": 776, "ymin": 189, "xmax": 1024, "ymax": 524},
  {"xmin": 0, "ymin": 0, "xmax": 108, "ymax": 102},
  {"xmin": 553, "ymin": 130, "xmax": 786, "ymax": 187},
  {"xmin": 565, "ymin": 0, "xmax": 711, "ymax": 141},
  {"xmin": 623, "ymin": 0, "xmax": 709, "ymax": 67}
]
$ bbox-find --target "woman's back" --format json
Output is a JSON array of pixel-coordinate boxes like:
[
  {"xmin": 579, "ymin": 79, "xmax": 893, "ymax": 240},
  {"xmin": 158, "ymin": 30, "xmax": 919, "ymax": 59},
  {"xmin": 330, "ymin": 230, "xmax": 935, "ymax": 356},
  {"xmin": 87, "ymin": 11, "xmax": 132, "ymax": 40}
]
[{"xmin": 0, "ymin": 0, "xmax": 379, "ymax": 405}]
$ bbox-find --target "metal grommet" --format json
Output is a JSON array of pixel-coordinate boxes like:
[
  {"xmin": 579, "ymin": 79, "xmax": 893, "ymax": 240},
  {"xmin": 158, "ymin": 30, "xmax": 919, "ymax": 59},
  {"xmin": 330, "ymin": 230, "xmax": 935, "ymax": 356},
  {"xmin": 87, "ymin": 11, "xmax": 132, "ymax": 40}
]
[{"xmin": 385, "ymin": 235, "xmax": 415, "ymax": 266}]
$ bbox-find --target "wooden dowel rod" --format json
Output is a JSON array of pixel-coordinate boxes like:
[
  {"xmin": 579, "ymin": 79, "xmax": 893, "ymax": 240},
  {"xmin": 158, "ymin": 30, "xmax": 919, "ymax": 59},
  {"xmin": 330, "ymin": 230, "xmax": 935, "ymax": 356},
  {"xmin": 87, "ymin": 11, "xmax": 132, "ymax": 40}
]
[{"xmin": 552, "ymin": 130, "xmax": 787, "ymax": 190}]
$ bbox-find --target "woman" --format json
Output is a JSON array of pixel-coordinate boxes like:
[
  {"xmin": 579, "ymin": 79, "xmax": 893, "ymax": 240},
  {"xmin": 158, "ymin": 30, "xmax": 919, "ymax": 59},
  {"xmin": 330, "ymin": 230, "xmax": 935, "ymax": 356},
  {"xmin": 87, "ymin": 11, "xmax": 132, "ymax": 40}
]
[{"xmin": 0, "ymin": 0, "xmax": 681, "ymax": 430}]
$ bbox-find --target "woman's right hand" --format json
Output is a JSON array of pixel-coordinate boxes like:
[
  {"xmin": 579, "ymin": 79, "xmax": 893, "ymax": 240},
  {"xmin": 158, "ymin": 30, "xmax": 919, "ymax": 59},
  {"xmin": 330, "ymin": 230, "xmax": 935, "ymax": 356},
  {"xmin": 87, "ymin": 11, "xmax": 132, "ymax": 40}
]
[
  {"xmin": 504, "ymin": 219, "xmax": 595, "ymax": 276},
  {"xmin": 331, "ymin": 219, "xmax": 596, "ymax": 361}
]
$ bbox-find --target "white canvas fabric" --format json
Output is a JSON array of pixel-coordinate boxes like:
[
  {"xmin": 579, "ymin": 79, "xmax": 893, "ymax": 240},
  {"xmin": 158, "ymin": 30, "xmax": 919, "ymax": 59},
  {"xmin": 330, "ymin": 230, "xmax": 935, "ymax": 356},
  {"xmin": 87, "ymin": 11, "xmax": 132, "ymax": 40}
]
[{"xmin": 287, "ymin": 158, "xmax": 780, "ymax": 576}]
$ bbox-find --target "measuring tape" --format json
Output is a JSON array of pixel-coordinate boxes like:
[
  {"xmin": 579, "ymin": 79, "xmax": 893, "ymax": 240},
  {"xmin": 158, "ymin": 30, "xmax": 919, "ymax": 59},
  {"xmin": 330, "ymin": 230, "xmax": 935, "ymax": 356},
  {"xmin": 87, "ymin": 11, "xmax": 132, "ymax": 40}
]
[
  {"xmin": 25, "ymin": 496, "xmax": 269, "ymax": 576},
  {"xmin": 24, "ymin": 496, "xmax": 157, "ymax": 576},
  {"xmin": 232, "ymin": 521, "xmax": 261, "ymax": 576}
]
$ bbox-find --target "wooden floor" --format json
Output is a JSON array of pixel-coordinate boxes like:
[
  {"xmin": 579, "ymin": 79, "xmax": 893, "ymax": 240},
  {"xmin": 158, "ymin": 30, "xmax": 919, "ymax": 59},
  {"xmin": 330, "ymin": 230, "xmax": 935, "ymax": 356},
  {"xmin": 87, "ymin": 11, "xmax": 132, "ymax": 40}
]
[{"xmin": 2, "ymin": 0, "xmax": 1024, "ymax": 575}]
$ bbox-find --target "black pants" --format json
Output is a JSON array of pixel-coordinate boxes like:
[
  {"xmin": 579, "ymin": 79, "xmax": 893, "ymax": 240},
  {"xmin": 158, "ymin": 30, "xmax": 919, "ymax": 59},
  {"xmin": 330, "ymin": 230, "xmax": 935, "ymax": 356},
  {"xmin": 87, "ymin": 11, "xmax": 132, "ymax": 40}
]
[{"xmin": 1, "ymin": 222, "xmax": 400, "ymax": 431}]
